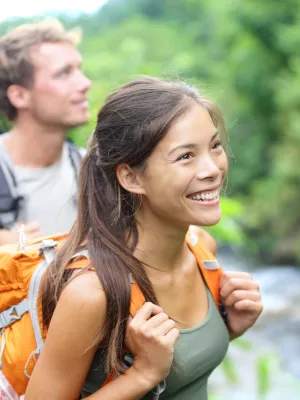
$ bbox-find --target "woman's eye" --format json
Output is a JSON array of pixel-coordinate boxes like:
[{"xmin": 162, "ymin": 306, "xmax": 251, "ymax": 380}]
[
  {"xmin": 177, "ymin": 152, "xmax": 194, "ymax": 161},
  {"xmin": 212, "ymin": 141, "xmax": 222, "ymax": 150}
]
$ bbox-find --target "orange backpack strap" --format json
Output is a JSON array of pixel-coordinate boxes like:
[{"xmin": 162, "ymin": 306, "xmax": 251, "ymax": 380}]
[
  {"xmin": 66, "ymin": 253, "xmax": 146, "ymax": 318},
  {"xmin": 186, "ymin": 229, "xmax": 223, "ymax": 306},
  {"xmin": 128, "ymin": 274, "xmax": 146, "ymax": 317}
]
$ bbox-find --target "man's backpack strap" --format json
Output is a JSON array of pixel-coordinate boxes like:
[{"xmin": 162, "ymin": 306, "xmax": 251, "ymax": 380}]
[
  {"xmin": 0, "ymin": 145, "xmax": 23, "ymax": 229},
  {"xmin": 67, "ymin": 141, "xmax": 83, "ymax": 183}
]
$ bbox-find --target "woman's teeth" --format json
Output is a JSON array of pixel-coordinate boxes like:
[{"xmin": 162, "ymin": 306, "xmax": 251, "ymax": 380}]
[{"xmin": 189, "ymin": 190, "xmax": 218, "ymax": 201}]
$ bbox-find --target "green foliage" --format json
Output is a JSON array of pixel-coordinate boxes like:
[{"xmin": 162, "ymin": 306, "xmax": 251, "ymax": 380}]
[
  {"xmin": 220, "ymin": 355, "xmax": 239, "ymax": 384},
  {"xmin": 0, "ymin": 117, "xmax": 11, "ymax": 133},
  {"xmin": 207, "ymin": 198, "xmax": 245, "ymax": 245},
  {"xmin": 1, "ymin": 0, "xmax": 300, "ymax": 262},
  {"xmin": 256, "ymin": 354, "xmax": 272, "ymax": 398},
  {"xmin": 212, "ymin": 342, "xmax": 300, "ymax": 399}
]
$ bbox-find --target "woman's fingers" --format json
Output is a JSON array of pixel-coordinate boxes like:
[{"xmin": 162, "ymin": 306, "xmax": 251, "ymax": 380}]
[
  {"xmin": 132, "ymin": 302, "xmax": 164, "ymax": 327},
  {"xmin": 152, "ymin": 318, "xmax": 176, "ymax": 337},
  {"xmin": 223, "ymin": 290, "xmax": 261, "ymax": 307},
  {"xmin": 220, "ymin": 273, "xmax": 259, "ymax": 299},
  {"xmin": 162, "ymin": 327, "xmax": 180, "ymax": 345},
  {"xmin": 142, "ymin": 312, "xmax": 170, "ymax": 330},
  {"xmin": 233, "ymin": 299, "xmax": 263, "ymax": 313},
  {"xmin": 129, "ymin": 303, "xmax": 177, "ymax": 341}
]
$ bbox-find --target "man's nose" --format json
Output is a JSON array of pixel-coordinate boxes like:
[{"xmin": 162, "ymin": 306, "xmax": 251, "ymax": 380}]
[{"xmin": 78, "ymin": 71, "xmax": 92, "ymax": 92}]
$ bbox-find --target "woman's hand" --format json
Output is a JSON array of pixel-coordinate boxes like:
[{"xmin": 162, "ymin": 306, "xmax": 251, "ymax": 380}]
[
  {"xmin": 219, "ymin": 271, "xmax": 263, "ymax": 339},
  {"xmin": 125, "ymin": 302, "xmax": 179, "ymax": 388}
]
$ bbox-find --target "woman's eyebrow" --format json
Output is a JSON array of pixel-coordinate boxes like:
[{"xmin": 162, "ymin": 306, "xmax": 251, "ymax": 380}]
[
  {"xmin": 167, "ymin": 143, "xmax": 197, "ymax": 157},
  {"xmin": 167, "ymin": 131, "xmax": 219, "ymax": 157}
]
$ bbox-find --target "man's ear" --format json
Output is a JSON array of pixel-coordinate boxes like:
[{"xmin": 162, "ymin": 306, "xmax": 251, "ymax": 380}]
[
  {"xmin": 7, "ymin": 84, "xmax": 31, "ymax": 111},
  {"xmin": 116, "ymin": 164, "xmax": 146, "ymax": 195}
]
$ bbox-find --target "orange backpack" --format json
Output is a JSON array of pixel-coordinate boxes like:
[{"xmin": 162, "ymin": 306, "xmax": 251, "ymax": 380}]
[{"xmin": 0, "ymin": 229, "xmax": 223, "ymax": 396}]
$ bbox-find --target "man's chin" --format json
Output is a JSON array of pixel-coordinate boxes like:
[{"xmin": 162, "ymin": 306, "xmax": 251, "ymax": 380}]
[{"xmin": 64, "ymin": 118, "xmax": 90, "ymax": 130}]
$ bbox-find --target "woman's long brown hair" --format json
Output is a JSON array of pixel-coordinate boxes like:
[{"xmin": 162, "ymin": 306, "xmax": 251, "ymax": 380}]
[{"xmin": 42, "ymin": 76, "xmax": 227, "ymax": 375}]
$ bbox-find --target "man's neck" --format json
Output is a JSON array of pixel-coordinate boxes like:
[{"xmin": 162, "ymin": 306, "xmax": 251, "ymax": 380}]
[{"xmin": 4, "ymin": 117, "xmax": 67, "ymax": 168}]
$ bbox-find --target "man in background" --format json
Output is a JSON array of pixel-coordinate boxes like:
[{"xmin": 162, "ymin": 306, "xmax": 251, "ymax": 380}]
[{"xmin": 0, "ymin": 19, "xmax": 91, "ymax": 244}]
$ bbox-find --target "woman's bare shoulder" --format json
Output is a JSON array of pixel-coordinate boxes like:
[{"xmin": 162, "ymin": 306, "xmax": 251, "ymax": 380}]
[
  {"xmin": 42, "ymin": 270, "xmax": 107, "ymax": 366},
  {"xmin": 60, "ymin": 270, "xmax": 106, "ymax": 317}
]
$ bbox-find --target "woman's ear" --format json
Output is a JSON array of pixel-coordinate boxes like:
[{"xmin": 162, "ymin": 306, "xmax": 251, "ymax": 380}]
[{"xmin": 116, "ymin": 164, "xmax": 146, "ymax": 195}]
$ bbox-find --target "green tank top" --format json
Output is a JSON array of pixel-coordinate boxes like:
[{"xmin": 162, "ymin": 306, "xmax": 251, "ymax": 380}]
[{"xmin": 81, "ymin": 288, "xmax": 229, "ymax": 399}]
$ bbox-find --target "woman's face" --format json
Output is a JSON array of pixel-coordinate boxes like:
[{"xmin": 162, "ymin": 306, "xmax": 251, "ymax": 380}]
[{"xmin": 138, "ymin": 102, "xmax": 228, "ymax": 229}]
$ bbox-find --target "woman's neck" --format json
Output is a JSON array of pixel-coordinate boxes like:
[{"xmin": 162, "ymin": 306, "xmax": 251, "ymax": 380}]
[{"xmin": 134, "ymin": 211, "xmax": 192, "ymax": 276}]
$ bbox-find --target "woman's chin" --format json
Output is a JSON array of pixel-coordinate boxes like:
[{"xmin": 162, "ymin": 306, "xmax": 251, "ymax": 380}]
[{"xmin": 192, "ymin": 212, "xmax": 222, "ymax": 227}]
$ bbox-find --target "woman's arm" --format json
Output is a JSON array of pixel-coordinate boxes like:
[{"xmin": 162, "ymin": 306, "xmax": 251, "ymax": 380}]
[
  {"xmin": 25, "ymin": 271, "xmax": 109, "ymax": 399},
  {"xmin": 25, "ymin": 271, "xmax": 178, "ymax": 400}
]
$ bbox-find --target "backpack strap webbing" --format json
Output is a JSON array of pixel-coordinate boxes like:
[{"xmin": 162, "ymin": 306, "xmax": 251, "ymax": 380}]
[
  {"xmin": 186, "ymin": 230, "xmax": 222, "ymax": 306},
  {"xmin": 67, "ymin": 142, "xmax": 83, "ymax": 183},
  {"xmin": 66, "ymin": 258, "xmax": 145, "ymax": 318},
  {"xmin": 0, "ymin": 144, "xmax": 23, "ymax": 228}
]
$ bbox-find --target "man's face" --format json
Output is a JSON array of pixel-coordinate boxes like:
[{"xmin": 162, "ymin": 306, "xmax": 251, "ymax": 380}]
[{"xmin": 26, "ymin": 42, "xmax": 91, "ymax": 129}]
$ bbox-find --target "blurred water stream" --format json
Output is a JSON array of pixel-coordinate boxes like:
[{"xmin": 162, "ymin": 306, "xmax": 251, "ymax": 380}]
[{"xmin": 209, "ymin": 250, "xmax": 300, "ymax": 399}]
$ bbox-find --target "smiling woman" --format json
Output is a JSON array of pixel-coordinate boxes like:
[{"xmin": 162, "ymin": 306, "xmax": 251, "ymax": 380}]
[
  {"xmin": 24, "ymin": 76, "xmax": 263, "ymax": 400},
  {"xmin": 133, "ymin": 101, "xmax": 228, "ymax": 228}
]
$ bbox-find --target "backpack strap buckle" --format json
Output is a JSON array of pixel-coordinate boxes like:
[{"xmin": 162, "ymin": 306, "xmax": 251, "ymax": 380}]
[
  {"xmin": 38, "ymin": 239, "xmax": 59, "ymax": 251},
  {"xmin": 0, "ymin": 298, "xmax": 29, "ymax": 329},
  {"xmin": 38, "ymin": 239, "xmax": 59, "ymax": 264}
]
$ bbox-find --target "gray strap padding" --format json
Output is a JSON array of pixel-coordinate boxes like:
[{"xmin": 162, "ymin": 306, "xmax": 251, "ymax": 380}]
[
  {"xmin": 0, "ymin": 298, "xmax": 28, "ymax": 329},
  {"xmin": 25, "ymin": 241, "xmax": 58, "ymax": 378},
  {"xmin": 27, "ymin": 260, "xmax": 49, "ymax": 354},
  {"xmin": 27, "ymin": 240, "xmax": 58, "ymax": 354},
  {"xmin": 0, "ymin": 328, "xmax": 5, "ymax": 369}
]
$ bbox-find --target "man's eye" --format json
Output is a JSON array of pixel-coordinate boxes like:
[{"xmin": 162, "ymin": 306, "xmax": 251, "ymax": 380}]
[
  {"xmin": 177, "ymin": 152, "xmax": 194, "ymax": 161},
  {"xmin": 58, "ymin": 68, "xmax": 71, "ymax": 77}
]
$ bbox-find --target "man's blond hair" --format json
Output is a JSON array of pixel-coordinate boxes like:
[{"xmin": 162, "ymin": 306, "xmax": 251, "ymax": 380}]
[{"xmin": 0, "ymin": 18, "xmax": 81, "ymax": 121}]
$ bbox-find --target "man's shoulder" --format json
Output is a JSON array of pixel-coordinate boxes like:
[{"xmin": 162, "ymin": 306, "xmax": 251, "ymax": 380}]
[
  {"xmin": 0, "ymin": 133, "xmax": 12, "ymax": 167},
  {"xmin": 0, "ymin": 132, "xmax": 9, "ymax": 145},
  {"xmin": 78, "ymin": 147, "xmax": 86, "ymax": 157}
]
